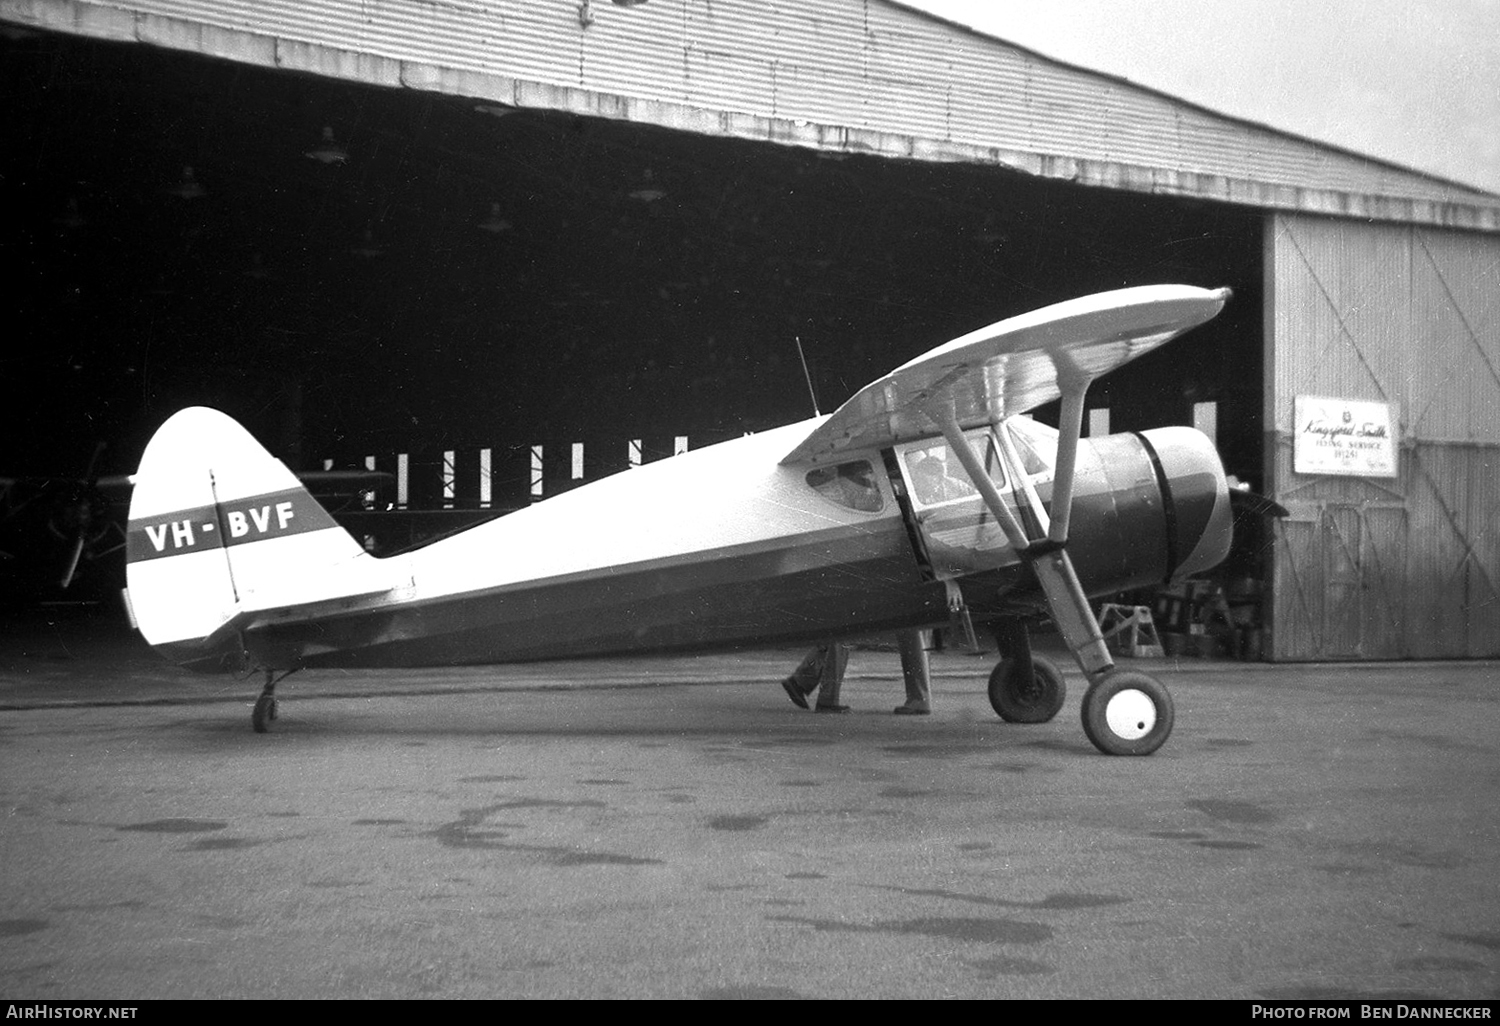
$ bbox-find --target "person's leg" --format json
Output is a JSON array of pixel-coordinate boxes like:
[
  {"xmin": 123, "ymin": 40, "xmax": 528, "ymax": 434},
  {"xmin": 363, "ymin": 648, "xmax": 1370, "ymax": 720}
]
[
  {"xmin": 814, "ymin": 642, "xmax": 850, "ymax": 712},
  {"xmin": 780, "ymin": 645, "xmax": 825, "ymax": 709},
  {"xmin": 894, "ymin": 629, "xmax": 933, "ymax": 715}
]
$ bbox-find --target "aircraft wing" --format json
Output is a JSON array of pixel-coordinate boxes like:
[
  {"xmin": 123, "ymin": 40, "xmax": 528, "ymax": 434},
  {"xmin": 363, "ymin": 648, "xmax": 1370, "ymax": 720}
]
[{"xmin": 781, "ymin": 284, "xmax": 1232, "ymax": 465}]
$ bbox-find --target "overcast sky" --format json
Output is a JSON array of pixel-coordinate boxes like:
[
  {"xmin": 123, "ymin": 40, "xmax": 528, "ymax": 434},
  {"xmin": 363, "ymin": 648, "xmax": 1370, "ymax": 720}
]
[{"xmin": 902, "ymin": 0, "xmax": 1500, "ymax": 196}]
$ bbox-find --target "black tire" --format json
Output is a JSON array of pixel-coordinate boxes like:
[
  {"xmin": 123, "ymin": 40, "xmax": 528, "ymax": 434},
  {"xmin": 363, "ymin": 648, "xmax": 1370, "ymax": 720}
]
[
  {"xmin": 252, "ymin": 694, "xmax": 275, "ymax": 734},
  {"xmin": 1080, "ymin": 670, "xmax": 1174, "ymax": 756},
  {"xmin": 988, "ymin": 654, "xmax": 1066, "ymax": 723}
]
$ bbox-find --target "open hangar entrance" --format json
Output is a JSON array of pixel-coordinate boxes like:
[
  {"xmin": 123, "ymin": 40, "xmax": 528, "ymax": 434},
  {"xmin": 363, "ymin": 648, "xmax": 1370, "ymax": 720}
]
[{"xmin": 1, "ymin": 27, "xmax": 1264, "ymax": 604}]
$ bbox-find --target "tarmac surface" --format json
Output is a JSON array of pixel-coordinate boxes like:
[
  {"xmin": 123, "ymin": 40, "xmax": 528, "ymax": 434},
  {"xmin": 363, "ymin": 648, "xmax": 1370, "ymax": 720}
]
[{"xmin": 1, "ymin": 606, "xmax": 1498, "ymax": 1000}]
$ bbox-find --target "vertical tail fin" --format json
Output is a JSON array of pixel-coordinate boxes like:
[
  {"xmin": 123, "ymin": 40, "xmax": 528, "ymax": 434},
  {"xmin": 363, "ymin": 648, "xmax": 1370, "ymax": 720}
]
[{"xmin": 125, "ymin": 407, "xmax": 386, "ymax": 669}]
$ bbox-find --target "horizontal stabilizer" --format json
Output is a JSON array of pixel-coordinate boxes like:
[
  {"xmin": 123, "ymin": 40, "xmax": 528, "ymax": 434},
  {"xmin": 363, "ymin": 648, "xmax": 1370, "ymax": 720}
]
[{"xmin": 782, "ymin": 285, "xmax": 1231, "ymax": 465}]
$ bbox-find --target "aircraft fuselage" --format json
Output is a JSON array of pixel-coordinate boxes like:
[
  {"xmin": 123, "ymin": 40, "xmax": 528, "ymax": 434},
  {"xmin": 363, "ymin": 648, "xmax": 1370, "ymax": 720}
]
[{"xmin": 218, "ymin": 417, "xmax": 1228, "ymax": 670}]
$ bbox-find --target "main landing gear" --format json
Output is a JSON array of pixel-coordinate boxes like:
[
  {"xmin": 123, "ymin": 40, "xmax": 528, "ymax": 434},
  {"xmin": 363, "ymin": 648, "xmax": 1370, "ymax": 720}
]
[
  {"xmin": 1079, "ymin": 669, "xmax": 1174, "ymax": 757},
  {"xmin": 251, "ymin": 669, "xmax": 296, "ymax": 733},
  {"xmin": 987, "ymin": 619, "xmax": 1174, "ymax": 756},
  {"xmin": 928, "ymin": 403, "xmax": 1176, "ymax": 755},
  {"xmin": 986, "ymin": 620, "xmax": 1066, "ymax": 724}
]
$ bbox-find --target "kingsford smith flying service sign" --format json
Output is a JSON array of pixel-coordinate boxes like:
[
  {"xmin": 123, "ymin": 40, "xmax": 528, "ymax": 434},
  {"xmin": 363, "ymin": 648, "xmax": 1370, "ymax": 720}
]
[{"xmin": 1294, "ymin": 396, "xmax": 1398, "ymax": 478}]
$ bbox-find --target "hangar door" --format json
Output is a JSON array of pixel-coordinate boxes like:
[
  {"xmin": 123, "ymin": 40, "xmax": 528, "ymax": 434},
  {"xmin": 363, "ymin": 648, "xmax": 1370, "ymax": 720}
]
[
  {"xmin": 1274, "ymin": 502, "xmax": 1409, "ymax": 659},
  {"xmin": 1266, "ymin": 214, "xmax": 1500, "ymax": 660}
]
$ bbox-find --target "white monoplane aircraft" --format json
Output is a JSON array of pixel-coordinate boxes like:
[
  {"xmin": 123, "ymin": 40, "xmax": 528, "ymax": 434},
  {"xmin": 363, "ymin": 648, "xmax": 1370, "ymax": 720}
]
[{"xmin": 124, "ymin": 284, "xmax": 1237, "ymax": 755}]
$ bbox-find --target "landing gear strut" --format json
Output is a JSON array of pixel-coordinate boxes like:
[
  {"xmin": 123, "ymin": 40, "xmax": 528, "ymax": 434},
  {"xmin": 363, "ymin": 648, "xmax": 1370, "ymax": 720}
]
[{"xmin": 1024, "ymin": 545, "xmax": 1176, "ymax": 755}]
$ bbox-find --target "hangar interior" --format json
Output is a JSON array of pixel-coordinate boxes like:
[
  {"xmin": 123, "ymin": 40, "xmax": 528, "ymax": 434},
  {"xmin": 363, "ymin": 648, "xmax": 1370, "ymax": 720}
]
[
  {"xmin": 1, "ymin": 28, "xmax": 1263, "ymax": 576},
  {"xmin": 3, "ymin": 0, "xmax": 1497, "ymax": 662},
  {"xmin": 2, "ymin": 30, "xmax": 1263, "ymax": 469}
]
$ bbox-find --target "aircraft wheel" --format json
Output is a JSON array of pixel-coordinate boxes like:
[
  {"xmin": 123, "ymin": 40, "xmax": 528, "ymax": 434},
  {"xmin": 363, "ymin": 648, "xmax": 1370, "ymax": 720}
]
[
  {"xmin": 988, "ymin": 654, "xmax": 1066, "ymax": 723},
  {"xmin": 1081, "ymin": 670, "xmax": 1174, "ymax": 756},
  {"xmin": 252, "ymin": 694, "xmax": 276, "ymax": 734}
]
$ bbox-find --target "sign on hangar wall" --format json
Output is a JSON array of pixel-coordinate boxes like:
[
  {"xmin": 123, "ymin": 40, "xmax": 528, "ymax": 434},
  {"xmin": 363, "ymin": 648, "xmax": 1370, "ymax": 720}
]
[{"xmin": 1293, "ymin": 396, "xmax": 1399, "ymax": 478}]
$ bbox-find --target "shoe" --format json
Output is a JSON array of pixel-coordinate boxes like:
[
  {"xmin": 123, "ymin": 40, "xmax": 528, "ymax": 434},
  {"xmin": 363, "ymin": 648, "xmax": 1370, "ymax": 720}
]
[
  {"xmin": 893, "ymin": 701, "xmax": 931, "ymax": 715},
  {"xmin": 815, "ymin": 703, "xmax": 850, "ymax": 714},
  {"xmin": 781, "ymin": 678, "xmax": 810, "ymax": 710}
]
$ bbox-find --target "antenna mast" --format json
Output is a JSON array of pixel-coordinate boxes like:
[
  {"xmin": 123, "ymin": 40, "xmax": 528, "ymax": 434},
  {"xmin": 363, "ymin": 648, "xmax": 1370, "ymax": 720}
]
[{"xmin": 794, "ymin": 336, "xmax": 821, "ymax": 417}]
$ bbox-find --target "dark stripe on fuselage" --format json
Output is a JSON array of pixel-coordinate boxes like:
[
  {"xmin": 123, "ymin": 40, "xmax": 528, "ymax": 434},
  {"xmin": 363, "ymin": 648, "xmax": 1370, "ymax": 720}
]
[
  {"xmin": 126, "ymin": 488, "xmax": 341, "ymax": 563},
  {"xmin": 238, "ymin": 517, "xmax": 950, "ymax": 669},
  {"xmin": 1065, "ymin": 433, "xmax": 1172, "ymax": 592},
  {"xmin": 1132, "ymin": 432, "xmax": 1178, "ymax": 581}
]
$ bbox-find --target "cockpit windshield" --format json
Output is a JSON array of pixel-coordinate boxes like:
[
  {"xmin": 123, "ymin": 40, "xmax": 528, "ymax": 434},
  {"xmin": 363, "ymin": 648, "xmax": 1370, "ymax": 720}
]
[
  {"xmin": 900, "ymin": 428, "xmax": 1003, "ymax": 509},
  {"xmin": 1005, "ymin": 416, "xmax": 1058, "ymax": 476}
]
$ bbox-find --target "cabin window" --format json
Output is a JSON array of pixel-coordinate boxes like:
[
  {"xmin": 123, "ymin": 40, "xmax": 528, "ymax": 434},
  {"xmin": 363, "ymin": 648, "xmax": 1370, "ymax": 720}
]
[
  {"xmin": 901, "ymin": 430, "xmax": 1002, "ymax": 508},
  {"xmin": 805, "ymin": 460, "xmax": 883, "ymax": 513}
]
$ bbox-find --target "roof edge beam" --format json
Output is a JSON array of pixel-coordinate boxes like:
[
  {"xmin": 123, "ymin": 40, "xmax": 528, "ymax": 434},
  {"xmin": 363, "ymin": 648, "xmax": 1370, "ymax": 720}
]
[{"xmin": 5, "ymin": 0, "xmax": 1497, "ymax": 233}]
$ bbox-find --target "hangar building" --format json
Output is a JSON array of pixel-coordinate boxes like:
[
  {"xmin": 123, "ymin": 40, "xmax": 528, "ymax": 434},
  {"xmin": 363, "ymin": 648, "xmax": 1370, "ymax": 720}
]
[{"xmin": 3, "ymin": 0, "xmax": 1498, "ymax": 660}]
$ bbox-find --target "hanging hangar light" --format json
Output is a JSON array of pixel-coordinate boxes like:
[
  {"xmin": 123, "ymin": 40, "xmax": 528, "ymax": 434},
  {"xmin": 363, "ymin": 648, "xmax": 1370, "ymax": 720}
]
[{"xmin": 306, "ymin": 126, "xmax": 349, "ymax": 165}]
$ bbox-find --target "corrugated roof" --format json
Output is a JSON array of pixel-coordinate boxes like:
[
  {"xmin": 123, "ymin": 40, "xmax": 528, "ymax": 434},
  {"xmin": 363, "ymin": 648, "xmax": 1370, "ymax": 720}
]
[
  {"xmin": 884, "ymin": 0, "xmax": 1496, "ymax": 199},
  {"xmin": 2, "ymin": 0, "xmax": 1496, "ymax": 230}
]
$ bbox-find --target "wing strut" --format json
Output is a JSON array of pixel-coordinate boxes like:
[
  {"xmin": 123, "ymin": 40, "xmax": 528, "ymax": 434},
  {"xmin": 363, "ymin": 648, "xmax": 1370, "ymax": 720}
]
[
  {"xmin": 931, "ymin": 407, "xmax": 1031, "ymax": 555},
  {"xmin": 1048, "ymin": 371, "xmax": 1088, "ymax": 545},
  {"xmin": 931, "ymin": 390, "xmax": 1115, "ymax": 682}
]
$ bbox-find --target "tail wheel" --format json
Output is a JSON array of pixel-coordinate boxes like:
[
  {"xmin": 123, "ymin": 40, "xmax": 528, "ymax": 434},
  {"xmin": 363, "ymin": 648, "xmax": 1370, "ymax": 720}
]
[
  {"xmin": 252, "ymin": 694, "xmax": 277, "ymax": 733},
  {"xmin": 1081, "ymin": 670, "xmax": 1174, "ymax": 756},
  {"xmin": 988, "ymin": 654, "xmax": 1066, "ymax": 723}
]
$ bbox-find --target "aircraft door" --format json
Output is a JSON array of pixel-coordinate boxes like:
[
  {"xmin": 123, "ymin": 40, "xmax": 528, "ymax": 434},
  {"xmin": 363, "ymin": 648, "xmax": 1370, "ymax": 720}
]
[{"xmin": 894, "ymin": 427, "xmax": 1024, "ymax": 579}]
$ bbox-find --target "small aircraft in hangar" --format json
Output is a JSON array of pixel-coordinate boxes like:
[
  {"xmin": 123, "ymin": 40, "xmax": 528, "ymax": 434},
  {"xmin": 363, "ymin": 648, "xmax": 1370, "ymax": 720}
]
[{"xmin": 122, "ymin": 284, "xmax": 1239, "ymax": 755}]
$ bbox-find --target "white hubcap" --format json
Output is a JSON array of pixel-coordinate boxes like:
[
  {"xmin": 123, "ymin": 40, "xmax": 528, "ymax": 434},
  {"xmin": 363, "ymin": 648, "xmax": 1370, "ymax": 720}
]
[{"xmin": 1105, "ymin": 688, "xmax": 1157, "ymax": 740}]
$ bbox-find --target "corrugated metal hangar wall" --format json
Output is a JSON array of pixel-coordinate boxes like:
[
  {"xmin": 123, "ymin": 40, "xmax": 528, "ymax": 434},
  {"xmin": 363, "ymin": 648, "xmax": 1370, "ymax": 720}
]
[{"xmin": 3, "ymin": 0, "xmax": 1499, "ymax": 659}]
